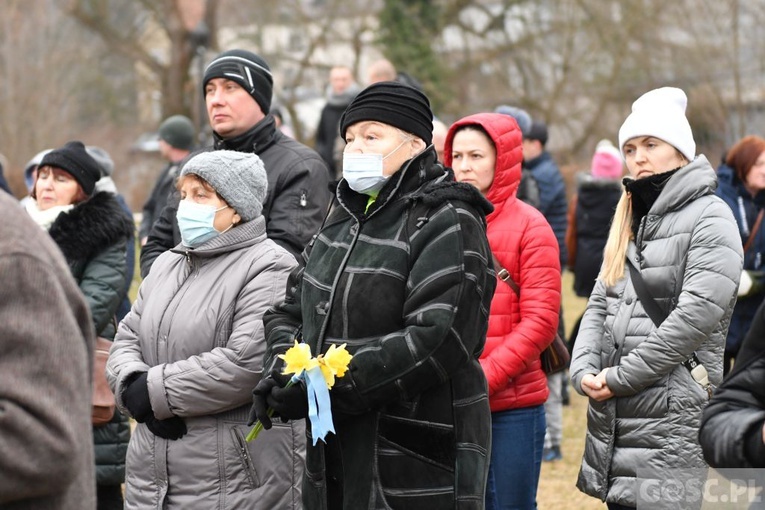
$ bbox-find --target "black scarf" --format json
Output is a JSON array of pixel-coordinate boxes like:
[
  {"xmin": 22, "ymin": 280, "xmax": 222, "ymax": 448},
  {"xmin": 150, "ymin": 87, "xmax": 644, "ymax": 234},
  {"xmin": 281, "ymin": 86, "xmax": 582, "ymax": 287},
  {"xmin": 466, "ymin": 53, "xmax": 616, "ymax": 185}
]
[{"xmin": 624, "ymin": 168, "xmax": 681, "ymax": 238}]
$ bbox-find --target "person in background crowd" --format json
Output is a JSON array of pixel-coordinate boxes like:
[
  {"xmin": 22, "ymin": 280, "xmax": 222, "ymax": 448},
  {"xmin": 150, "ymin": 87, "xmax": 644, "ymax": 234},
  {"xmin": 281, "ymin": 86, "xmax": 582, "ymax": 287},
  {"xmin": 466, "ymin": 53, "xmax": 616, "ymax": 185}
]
[
  {"xmin": 700, "ymin": 299, "xmax": 765, "ymax": 468},
  {"xmin": 24, "ymin": 141, "xmax": 134, "ymax": 510},
  {"xmin": 0, "ymin": 190, "xmax": 96, "ymax": 510},
  {"xmin": 366, "ymin": 58, "xmax": 397, "ymax": 85},
  {"xmin": 140, "ymin": 49, "xmax": 330, "ymax": 277},
  {"xmin": 493, "ymin": 105, "xmax": 541, "ymax": 209},
  {"xmin": 570, "ymin": 87, "xmax": 743, "ymax": 510},
  {"xmin": 314, "ymin": 65, "xmax": 361, "ymax": 180},
  {"xmin": 519, "ymin": 119, "xmax": 568, "ymax": 461},
  {"xmin": 432, "ymin": 118, "xmax": 448, "ymax": 163},
  {"xmin": 20, "ymin": 149, "xmax": 52, "ymax": 207},
  {"xmin": 566, "ymin": 139, "xmax": 623, "ymax": 348},
  {"xmin": 714, "ymin": 135, "xmax": 765, "ymax": 375},
  {"xmin": 271, "ymin": 105, "xmax": 295, "ymax": 138},
  {"xmin": 108, "ymin": 150, "xmax": 300, "ymax": 509},
  {"xmin": 445, "ymin": 112, "xmax": 561, "ymax": 510},
  {"xmin": 251, "ymin": 82, "xmax": 496, "ymax": 509},
  {"xmin": 140, "ymin": 114, "xmax": 195, "ymax": 245},
  {"xmin": 87, "ymin": 146, "xmax": 136, "ymax": 322}
]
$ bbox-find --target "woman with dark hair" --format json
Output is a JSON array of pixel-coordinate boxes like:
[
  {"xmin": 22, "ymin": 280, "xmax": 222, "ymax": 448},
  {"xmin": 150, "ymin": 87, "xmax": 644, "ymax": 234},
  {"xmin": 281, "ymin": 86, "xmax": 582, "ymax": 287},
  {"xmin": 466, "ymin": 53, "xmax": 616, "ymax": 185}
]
[
  {"xmin": 444, "ymin": 112, "xmax": 561, "ymax": 509},
  {"xmin": 25, "ymin": 141, "xmax": 134, "ymax": 510},
  {"xmin": 715, "ymin": 135, "xmax": 765, "ymax": 374}
]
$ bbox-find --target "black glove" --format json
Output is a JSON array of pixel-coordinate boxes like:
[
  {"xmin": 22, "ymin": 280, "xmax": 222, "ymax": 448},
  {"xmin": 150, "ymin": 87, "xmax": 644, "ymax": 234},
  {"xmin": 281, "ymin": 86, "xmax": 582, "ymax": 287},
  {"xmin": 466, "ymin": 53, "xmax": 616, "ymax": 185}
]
[
  {"xmin": 122, "ymin": 372, "xmax": 152, "ymax": 423},
  {"xmin": 267, "ymin": 370, "xmax": 308, "ymax": 422},
  {"xmin": 145, "ymin": 415, "xmax": 187, "ymax": 440},
  {"xmin": 248, "ymin": 376, "xmax": 280, "ymax": 429}
]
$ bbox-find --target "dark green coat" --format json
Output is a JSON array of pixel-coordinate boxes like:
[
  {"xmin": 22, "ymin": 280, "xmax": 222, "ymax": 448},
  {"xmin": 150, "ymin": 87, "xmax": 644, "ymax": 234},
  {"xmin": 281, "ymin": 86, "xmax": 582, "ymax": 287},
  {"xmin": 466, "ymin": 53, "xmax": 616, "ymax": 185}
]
[
  {"xmin": 263, "ymin": 148, "xmax": 496, "ymax": 510},
  {"xmin": 48, "ymin": 191, "xmax": 134, "ymax": 485}
]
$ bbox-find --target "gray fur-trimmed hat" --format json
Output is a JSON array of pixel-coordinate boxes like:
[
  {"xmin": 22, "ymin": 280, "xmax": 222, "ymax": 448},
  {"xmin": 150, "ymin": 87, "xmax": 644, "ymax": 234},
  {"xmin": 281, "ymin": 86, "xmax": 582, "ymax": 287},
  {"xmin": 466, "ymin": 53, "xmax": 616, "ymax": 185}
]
[{"xmin": 180, "ymin": 150, "xmax": 268, "ymax": 221}]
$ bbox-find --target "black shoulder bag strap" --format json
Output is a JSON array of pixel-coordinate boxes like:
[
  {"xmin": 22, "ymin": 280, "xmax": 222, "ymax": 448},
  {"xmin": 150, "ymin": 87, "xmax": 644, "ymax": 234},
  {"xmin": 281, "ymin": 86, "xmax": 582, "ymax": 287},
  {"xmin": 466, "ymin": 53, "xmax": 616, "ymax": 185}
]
[{"xmin": 626, "ymin": 258, "xmax": 712, "ymax": 398}]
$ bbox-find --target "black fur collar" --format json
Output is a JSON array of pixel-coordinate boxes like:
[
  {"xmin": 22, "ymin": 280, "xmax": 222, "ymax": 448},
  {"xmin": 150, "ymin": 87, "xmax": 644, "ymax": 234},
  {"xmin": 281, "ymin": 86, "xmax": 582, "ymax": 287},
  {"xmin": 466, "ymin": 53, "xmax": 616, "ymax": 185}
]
[
  {"xmin": 412, "ymin": 167, "xmax": 495, "ymax": 216},
  {"xmin": 48, "ymin": 192, "xmax": 134, "ymax": 263}
]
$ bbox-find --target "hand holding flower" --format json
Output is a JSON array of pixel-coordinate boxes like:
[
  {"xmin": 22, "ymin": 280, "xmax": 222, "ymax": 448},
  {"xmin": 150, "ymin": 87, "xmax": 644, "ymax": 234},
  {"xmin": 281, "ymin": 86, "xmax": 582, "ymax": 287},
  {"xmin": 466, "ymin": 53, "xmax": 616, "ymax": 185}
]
[{"xmin": 246, "ymin": 340, "xmax": 352, "ymax": 443}]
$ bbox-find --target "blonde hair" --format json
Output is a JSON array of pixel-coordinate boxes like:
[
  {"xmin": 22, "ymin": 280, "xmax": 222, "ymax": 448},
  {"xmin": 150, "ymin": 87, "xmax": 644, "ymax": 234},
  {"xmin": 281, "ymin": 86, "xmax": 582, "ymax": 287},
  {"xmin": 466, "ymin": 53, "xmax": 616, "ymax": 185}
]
[
  {"xmin": 599, "ymin": 147, "xmax": 689, "ymax": 286},
  {"xmin": 599, "ymin": 189, "xmax": 633, "ymax": 286}
]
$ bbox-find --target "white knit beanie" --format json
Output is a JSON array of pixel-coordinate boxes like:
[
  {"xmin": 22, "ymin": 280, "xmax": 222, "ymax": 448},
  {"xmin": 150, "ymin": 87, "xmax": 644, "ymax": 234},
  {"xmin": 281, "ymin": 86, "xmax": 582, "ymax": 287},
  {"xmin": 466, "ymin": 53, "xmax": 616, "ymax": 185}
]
[{"xmin": 618, "ymin": 87, "xmax": 696, "ymax": 162}]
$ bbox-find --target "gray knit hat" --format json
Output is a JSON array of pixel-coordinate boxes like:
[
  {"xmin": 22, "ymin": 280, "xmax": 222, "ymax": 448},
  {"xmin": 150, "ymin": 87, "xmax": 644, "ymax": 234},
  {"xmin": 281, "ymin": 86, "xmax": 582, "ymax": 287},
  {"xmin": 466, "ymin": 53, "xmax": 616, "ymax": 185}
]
[{"xmin": 180, "ymin": 150, "xmax": 267, "ymax": 221}]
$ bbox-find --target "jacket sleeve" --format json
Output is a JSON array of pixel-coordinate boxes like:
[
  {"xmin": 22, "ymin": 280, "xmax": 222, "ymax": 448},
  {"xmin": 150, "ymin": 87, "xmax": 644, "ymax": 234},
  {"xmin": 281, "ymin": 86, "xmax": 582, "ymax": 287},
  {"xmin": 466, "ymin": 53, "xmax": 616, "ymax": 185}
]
[
  {"xmin": 329, "ymin": 201, "xmax": 495, "ymax": 415},
  {"xmin": 107, "ymin": 267, "xmax": 153, "ymax": 411},
  {"xmin": 570, "ymin": 278, "xmax": 608, "ymax": 395},
  {"xmin": 0, "ymin": 253, "xmax": 93, "ymax": 501},
  {"xmin": 265, "ymin": 156, "xmax": 331, "ymax": 259},
  {"xmin": 532, "ymin": 158, "xmax": 568, "ymax": 266},
  {"xmin": 80, "ymin": 239, "xmax": 128, "ymax": 336},
  {"xmin": 480, "ymin": 218, "xmax": 561, "ymax": 395},
  {"xmin": 140, "ymin": 192, "xmax": 180, "ymax": 278},
  {"xmin": 700, "ymin": 303, "xmax": 765, "ymax": 468},
  {"xmin": 606, "ymin": 201, "xmax": 744, "ymax": 396},
  {"xmin": 146, "ymin": 252, "xmax": 297, "ymax": 419}
]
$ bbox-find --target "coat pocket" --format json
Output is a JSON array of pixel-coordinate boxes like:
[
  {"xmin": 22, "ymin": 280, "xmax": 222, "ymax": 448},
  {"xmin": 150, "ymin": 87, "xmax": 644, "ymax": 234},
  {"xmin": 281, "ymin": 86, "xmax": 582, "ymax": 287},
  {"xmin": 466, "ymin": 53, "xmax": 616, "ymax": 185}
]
[
  {"xmin": 376, "ymin": 415, "xmax": 455, "ymax": 509},
  {"xmin": 229, "ymin": 426, "xmax": 260, "ymax": 490}
]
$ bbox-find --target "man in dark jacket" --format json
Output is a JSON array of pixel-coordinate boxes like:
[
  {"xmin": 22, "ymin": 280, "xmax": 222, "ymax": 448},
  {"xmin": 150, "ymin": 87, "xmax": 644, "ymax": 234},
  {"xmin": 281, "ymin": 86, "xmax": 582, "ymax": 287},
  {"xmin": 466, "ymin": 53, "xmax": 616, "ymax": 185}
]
[
  {"xmin": 314, "ymin": 65, "xmax": 360, "ymax": 180},
  {"xmin": 251, "ymin": 82, "xmax": 496, "ymax": 509},
  {"xmin": 139, "ymin": 115, "xmax": 194, "ymax": 245},
  {"xmin": 140, "ymin": 49, "xmax": 330, "ymax": 277}
]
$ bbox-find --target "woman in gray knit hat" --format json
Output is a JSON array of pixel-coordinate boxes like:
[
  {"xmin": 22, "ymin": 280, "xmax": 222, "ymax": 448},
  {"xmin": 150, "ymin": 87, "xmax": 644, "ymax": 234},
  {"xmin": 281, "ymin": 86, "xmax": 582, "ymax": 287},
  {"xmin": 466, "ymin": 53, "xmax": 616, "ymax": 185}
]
[{"xmin": 107, "ymin": 150, "xmax": 303, "ymax": 509}]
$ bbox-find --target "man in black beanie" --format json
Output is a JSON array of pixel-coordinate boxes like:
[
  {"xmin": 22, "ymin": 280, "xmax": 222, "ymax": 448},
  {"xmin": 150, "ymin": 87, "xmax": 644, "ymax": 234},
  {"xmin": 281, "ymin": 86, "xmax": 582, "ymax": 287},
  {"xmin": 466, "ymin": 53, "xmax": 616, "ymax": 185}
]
[
  {"xmin": 140, "ymin": 49, "xmax": 330, "ymax": 277},
  {"xmin": 251, "ymin": 81, "xmax": 496, "ymax": 509}
]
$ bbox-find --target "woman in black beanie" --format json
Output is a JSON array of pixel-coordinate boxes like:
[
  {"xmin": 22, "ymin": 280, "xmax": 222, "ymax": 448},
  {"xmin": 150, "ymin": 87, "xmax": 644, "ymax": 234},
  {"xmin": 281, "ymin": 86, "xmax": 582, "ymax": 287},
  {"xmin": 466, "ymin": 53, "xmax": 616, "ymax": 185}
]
[
  {"xmin": 24, "ymin": 140, "xmax": 134, "ymax": 510},
  {"xmin": 251, "ymin": 82, "xmax": 497, "ymax": 509}
]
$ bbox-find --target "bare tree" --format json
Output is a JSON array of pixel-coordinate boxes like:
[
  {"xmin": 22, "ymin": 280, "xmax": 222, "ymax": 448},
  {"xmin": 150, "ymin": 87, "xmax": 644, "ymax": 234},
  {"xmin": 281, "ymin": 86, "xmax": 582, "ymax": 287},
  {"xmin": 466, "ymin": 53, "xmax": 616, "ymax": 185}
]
[{"xmin": 66, "ymin": 0, "xmax": 220, "ymax": 119}]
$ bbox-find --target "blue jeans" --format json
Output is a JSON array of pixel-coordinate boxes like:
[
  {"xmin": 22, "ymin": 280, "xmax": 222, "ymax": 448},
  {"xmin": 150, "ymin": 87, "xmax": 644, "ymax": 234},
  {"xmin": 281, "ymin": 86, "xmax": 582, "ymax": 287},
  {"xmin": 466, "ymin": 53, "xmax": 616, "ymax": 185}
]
[{"xmin": 486, "ymin": 404, "xmax": 546, "ymax": 510}]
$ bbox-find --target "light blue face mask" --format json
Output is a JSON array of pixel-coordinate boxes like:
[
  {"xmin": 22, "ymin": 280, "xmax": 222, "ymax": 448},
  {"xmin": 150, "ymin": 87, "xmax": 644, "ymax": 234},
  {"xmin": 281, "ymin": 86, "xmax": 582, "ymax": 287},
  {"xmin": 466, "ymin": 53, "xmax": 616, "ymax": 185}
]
[
  {"xmin": 177, "ymin": 200, "xmax": 228, "ymax": 247},
  {"xmin": 342, "ymin": 138, "xmax": 411, "ymax": 194}
]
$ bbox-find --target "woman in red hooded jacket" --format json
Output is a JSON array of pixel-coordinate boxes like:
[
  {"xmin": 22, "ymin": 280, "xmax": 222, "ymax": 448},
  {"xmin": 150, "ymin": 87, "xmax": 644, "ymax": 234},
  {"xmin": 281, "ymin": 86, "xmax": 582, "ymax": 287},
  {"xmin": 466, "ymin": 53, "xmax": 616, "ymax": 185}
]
[{"xmin": 445, "ymin": 112, "xmax": 561, "ymax": 510}]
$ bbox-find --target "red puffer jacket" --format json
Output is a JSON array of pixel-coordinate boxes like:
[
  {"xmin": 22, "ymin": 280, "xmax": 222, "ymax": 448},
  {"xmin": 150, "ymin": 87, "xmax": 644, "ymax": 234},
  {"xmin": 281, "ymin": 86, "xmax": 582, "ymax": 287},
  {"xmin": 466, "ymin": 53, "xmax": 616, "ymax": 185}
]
[{"xmin": 445, "ymin": 112, "xmax": 561, "ymax": 411}]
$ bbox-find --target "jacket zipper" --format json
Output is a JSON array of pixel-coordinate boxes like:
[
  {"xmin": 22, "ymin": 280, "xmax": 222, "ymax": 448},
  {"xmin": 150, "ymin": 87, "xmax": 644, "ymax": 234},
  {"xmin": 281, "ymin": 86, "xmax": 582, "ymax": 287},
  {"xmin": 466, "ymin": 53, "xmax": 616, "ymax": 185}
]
[{"xmin": 231, "ymin": 427, "xmax": 259, "ymax": 489}]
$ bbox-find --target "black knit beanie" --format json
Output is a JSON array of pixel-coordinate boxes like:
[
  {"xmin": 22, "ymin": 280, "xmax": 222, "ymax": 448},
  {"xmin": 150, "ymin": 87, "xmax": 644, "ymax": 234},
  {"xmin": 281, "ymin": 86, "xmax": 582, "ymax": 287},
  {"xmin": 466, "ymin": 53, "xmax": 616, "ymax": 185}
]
[
  {"xmin": 39, "ymin": 141, "xmax": 102, "ymax": 196},
  {"xmin": 339, "ymin": 81, "xmax": 433, "ymax": 145},
  {"xmin": 203, "ymin": 49, "xmax": 273, "ymax": 114}
]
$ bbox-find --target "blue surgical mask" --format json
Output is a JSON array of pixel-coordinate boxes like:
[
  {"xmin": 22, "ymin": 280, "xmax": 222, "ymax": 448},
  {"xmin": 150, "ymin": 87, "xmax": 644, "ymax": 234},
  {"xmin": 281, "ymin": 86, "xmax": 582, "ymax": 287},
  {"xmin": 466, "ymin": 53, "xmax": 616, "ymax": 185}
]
[
  {"xmin": 342, "ymin": 138, "xmax": 411, "ymax": 195},
  {"xmin": 177, "ymin": 200, "xmax": 229, "ymax": 247}
]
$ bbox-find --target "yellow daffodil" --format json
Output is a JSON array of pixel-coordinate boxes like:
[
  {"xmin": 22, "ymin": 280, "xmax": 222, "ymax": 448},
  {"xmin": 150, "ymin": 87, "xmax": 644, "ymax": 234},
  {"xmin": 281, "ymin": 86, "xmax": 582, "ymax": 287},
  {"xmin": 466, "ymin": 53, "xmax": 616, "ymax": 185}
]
[
  {"xmin": 317, "ymin": 343, "xmax": 353, "ymax": 389},
  {"xmin": 279, "ymin": 340, "xmax": 318, "ymax": 375}
]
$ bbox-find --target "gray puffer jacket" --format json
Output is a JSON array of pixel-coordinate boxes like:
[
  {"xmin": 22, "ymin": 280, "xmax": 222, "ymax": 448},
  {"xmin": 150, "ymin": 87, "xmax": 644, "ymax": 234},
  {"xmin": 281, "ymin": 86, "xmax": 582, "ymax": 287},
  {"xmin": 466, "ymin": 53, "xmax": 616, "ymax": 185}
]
[
  {"xmin": 107, "ymin": 217, "xmax": 303, "ymax": 509},
  {"xmin": 570, "ymin": 155, "xmax": 743, "ymax": 508}
]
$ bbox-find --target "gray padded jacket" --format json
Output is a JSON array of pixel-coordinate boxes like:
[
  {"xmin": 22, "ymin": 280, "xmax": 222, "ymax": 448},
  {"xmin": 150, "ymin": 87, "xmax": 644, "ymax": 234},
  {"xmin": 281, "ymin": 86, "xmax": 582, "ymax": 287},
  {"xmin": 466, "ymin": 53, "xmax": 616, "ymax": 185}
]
[
  {"xmin": 570, "ymin": 155, "xmax": 743, "ymax": 508},
  {"xmin": 108, "ymin": 216, "xmax": 303, "ymax": 509}
]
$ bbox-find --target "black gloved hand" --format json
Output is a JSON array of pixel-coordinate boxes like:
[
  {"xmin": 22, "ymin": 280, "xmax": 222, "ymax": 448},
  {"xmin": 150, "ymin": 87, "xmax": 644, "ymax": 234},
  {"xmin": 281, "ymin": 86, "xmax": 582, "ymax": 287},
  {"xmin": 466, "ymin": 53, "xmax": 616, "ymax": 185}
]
[
  {"xmin": 145, "ymin": 415, "xmax": 187, "ymax": 440},
  {"xmin": 248, "ymin": 376, "xmax": 280, "ymax": 429},
  {"xmin": 122, "ymin": 372, "xmax": 152, "ymax": 423},
  {"xmin": 267, "ymin": 370, "xmax": 308, "ymax": 422}
]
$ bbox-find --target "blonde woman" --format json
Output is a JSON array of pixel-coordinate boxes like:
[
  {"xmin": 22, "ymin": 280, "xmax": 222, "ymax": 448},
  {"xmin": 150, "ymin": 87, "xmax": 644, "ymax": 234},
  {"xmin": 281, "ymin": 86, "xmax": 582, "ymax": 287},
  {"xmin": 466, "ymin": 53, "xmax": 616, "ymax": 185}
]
[{"xmin": 570, "ymin": 87, "xmax": 743, "ymax": 510}]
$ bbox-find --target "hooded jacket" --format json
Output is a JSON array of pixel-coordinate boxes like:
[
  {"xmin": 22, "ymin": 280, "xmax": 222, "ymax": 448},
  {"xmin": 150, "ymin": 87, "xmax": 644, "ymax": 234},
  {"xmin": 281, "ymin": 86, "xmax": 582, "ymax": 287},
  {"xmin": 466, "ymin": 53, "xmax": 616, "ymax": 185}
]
[
  {"xmin": 262, "ymin": 147, "xmax": 496, "ymax": 509},
  {"xmin": 570, "ymin": 156, "xmax": 743, "ymax": 507},
  {"xmin": 108, "ymin": 217, "xmax": 302, "ymax": 509},
  {"xmin": 525, "ymin": 150, "xmax": 568, "ymax": 267},
  {"xmin": 46, "ymin": 191, "xmax": 134, "ymax": 486},
  {"xmin": 140, "ymin": 114, "xmax": 331, "ymax": 276},
  {"xmin": 444, "ymin": 113, "xmax": 561, "ymax": 412}
]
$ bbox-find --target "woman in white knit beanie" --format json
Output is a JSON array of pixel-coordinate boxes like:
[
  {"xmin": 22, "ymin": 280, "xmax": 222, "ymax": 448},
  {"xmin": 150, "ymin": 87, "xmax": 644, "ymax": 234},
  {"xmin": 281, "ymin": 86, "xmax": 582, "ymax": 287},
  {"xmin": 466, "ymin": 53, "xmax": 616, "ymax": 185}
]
[{"xmin": 570, "ymin": 87, "xmax": 744, "ymax": 510}]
